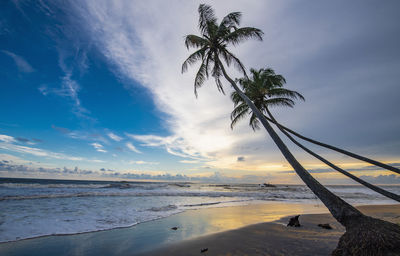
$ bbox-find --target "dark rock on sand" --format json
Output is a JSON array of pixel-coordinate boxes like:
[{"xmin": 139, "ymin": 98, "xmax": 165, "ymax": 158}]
[
  {"xmin": 318, "ymin": 223, "xmax": 333, "ymax": 229},
  {"xmin": 287, "ymin": 215, "xmax": 301, "ymax": 227},
  {"xmin": 200, "ymin": 248, "xmax": 208, "ymax": 253},
  {"xmin": 171, "ymin": 227, "xmax": 178, "ymax": 230}
]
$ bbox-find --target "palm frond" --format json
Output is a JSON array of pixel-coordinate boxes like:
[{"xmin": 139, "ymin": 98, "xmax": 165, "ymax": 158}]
[
  {"xmin": 236, "ymin": 77, "xmax": 249, "ymax": 89},
  {"xmin": 230, "ymin": 104, "xmax": 249, "ymax": 129},
  {"xmin": 268, "ymin": 88, "xmax": 305, "ymax": 101},
  {"xmin": 204, "ymin": 54, "xmax": 213, "ymax": 77},
  {"xmin": 184, "ymin": 35, "xmax": 208, "ymax": 49},
  {"xmin": 224, "ymin": 27, "xmax": 263, "ymax": 46},
  {"xmin": 225, "ymin": 50, "xmax": 247, "ymax": 76},
  {"xmin": 249, "ymin": 112, "xmax": 261, "ymax": 131},
  {"xmin": 264, "ymin": 98, "xmax": 295, "ymax": 108},
  {"xmin": 231, "ymin": 102, "xmax": 249, "ymax": 119},
  {"xmin": 194, "ymin": 62, "xmax": 207, "ymax": 98},
  {"xmin": 220, "ymin": 50, "xmax": 231, "ymax": 67},
  {"xmin": 182, "ymin": 47, "xmax": 207, "ymax": 73},
  {"xmin": 221, "ymin": 12, "xmax": 242, "ymax": 28},
  {"xmin": 230, "ymin": 91, "xmax": 244, "ymax": 106},
  {"xmin": 215, "ymin": 77, "xmax": 225, "ymax": 94},
  {"xmin": 258, "ymin": 68, "xmax": 287, "ymax": 88},
  {"xmin": 198, "ymin": 4, "xmax": 217, "ymax": 35},
  {"xmin": 212, "ymin": 58, "xmax": 225, "ymax": 94}
]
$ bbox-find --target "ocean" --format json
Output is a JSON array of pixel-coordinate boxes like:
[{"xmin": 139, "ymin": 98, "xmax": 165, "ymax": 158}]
[{"xmin": 0, "ymin": 177, "xmax": 398, "ymax": 243}]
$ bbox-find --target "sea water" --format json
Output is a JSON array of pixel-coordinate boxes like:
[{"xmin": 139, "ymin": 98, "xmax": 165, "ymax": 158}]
[{"xmin": 0, "ymin": 177, "xmax": 398, "ymax": 243}]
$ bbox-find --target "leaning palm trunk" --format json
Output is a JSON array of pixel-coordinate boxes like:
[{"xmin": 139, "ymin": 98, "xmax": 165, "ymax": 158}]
[
  {"xmin": 263, "ymin": 115, "xmax": 400, "ymax": 174},
  {"xmin": 218, "ymin": 60, "xmax": 363, "ymax": 225},
  {"xmin": 265, "ymin": 109, "xmax": 400, "ymax": 202},
  {"xmin": 219, "ymin": 62, "xmax": 400, "ymax": 255}
]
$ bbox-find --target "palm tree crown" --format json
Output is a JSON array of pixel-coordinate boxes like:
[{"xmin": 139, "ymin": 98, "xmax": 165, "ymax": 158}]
[
  {"xmin": 182, "ymin": 4, "xmax": 263, "ymax": 97},
  {"xmin": 231, "ymin": 68, "xmax": 304, "ymax": 130}
]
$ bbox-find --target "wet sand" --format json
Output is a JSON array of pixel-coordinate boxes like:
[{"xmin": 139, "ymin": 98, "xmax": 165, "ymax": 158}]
[{"xmin": 142, "ymin": 204, "xmax": 400, "ymax": 256}]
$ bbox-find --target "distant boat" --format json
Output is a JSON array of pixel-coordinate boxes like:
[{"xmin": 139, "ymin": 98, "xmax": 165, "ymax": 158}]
[{"xmin": 259, "ymin": 183, "xmax": 276, "ymax": 188}]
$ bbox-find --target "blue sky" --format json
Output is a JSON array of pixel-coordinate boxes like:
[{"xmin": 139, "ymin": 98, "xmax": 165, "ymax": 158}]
[{"xmin": 1, "ymin": 0, "xmax": 399, "ymax": 184}]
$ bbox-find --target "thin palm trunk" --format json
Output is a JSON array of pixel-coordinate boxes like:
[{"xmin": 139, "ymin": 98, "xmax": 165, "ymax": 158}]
[
  {"xmin": 265, "ymin": 109, "xmax": 400, "ymax": 202},
  {"xmin": 218, "ymin": 60, "xmax": 364, "ymax": 227},
  {"xmin": 262, "ymin": 115, "xmax": 400, "ymax": 174}
]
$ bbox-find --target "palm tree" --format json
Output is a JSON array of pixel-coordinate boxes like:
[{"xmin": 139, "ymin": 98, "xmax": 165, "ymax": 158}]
[
  {"xmin": 183, "ymin": 4, "xmax": 400, "ymax": 255},
  {"xmin": 231, "ymin": 68, "xmax": 400, "ymax": 202},
  {"xmin": 230, "ymin": 68, "xmax": 305, "ymax": 131}
]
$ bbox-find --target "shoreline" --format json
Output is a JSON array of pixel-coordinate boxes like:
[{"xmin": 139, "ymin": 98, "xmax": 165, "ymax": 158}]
[
  {"xmin": 0, "ymin": 200, "xmax": 394, "ymax": 244},
  {"xmin": 0, "ymin": 200, "xmax": 327, "ymax": 244},
  {"xmin": 1, "ymin": 202, "xmax": 398, "ymax": 255}
]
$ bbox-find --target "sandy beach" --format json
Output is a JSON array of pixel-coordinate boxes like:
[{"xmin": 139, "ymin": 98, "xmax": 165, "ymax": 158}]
[
  {"xmin": 1, "ymin": 203, "xmax": 399, "ymax": 256},
  {"xmin": 142, "ymin": 204, "xmax": 400, "ymax": 256}
]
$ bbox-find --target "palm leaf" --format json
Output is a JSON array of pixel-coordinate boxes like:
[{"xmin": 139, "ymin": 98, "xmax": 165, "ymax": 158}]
[
  {"xmin": 194, "ymin": 62, "xmax": 207, "ymax": 97},
  {"xmin": 221, "ymin": 12, "xmax": 242, "ymax": 28},
  {"xmin": 198, "ymin": 4, "xmax": 217, "ymax": 36},
  {"xmin": 264, "ymin": 98, "xmax": 295, "ymax": 108},
  {"xmin": 224, "ymin": 27, "xmax": 263, "ymax": 46},
  {"xmin": 184, "ymin": 35, "xmax": 208, "ymax": 49},
  {"xmin": 268, "ymin": 88, "xmax": 305, "ymax": 101},
  {"xmin": 231, "ymin": 103, "xmax": 249, "ymax": 129},
  {"xmin": 182, "ymin": 47, "xmax": 207, "ymax": 73},
  {"xmin": 249, "ymin": 112, "xmax": 261, "ymax": 130},
  {"xmin": 225, "ymin": 50, "xmax": 247, "ymax": 76},
  {"xmin": 212, "ymin": 56, "xmax": 225, "ymax": 94},
  {"xmin": 230, "ymin": 91, "xmax": 244, "ymax": 106},
  {"xmin": 231, "ymin": 102, "xmax": 249, "ymax": 119}
]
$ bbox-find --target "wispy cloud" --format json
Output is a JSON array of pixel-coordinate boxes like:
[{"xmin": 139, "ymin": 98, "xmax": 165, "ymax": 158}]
[
  {"xmin": 2, "ymin": 50, "xmax": 35, "ymax": 73},
  {"xmin": 52, "ymin": 125, "xmax": 109, "ymax": 144},
  {"xmin": 129, "ymin": 160, "xmax": 159, "ymax": 165},
  {"xmin": 39, "ymin": 72, "xmax": 91, "ymax": 118},
  {"xmin": 107, "ymin": 132, "xmax": 123, "ymax": 142},
  {"xmin": 29, "ymin": 1, "xmax": 94, "ymax": 120},
  {"xmin": 0, "ymin": 141, "xmax": 82, "ymax": 160},
  {"xmin": 179, "ymin": 160, "xmax": 199, "ymax": 164},
  {"xmin": 0, "ymin": 133, "xmax": 104, "ymax": 162},
  {"xmin": 51, "ymin": 125, "xmax": 71, "ymax": 134},
  {"xmin": 0, "ymin": 134, "xmax": 17, "ymax": 143},
  {"xmin": 16, "ymin": 137, "xmax": 36, "ymax": 145},
  {"xmin": 90, "ymin": 142, "xmax": 107, "ymax": 153},
  {"xmin": 126, "ymin": 133, "xmax": 205, "ymax": 159},
  {"xmin": 126, "ymin": 142, "xmax": 141, "ymax": 153}
]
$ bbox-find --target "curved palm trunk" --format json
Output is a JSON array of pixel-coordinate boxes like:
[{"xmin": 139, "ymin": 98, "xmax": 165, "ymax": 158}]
[
  {"xmin": 218, "ymin": 61, "xmax": 363, "ymax": 227},
  {"xmin": 265, "ymin": 109, "xmax": 400, "ymax": 202},
  {"xmin": 262, "ymin": 115, "xmax": 400, "ymax": 175}
]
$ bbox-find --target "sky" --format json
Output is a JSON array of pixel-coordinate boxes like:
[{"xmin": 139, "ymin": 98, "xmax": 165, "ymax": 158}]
[{"xmin": 0, "ymin": 0, "xmax": 399, "ymax": 184}]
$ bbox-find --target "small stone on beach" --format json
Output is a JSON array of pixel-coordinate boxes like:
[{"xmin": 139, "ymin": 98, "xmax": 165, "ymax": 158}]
[
  {"xmin": 317, "ymin": 223, "xmax": 333, "ymax": 229},
  {"xmin": 200, "ymin": 248, "xmax": 208, "ymax": 253},
  {"xmin": 287, "ymin": 215, "xmax": 301, "ymax": 227}
]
